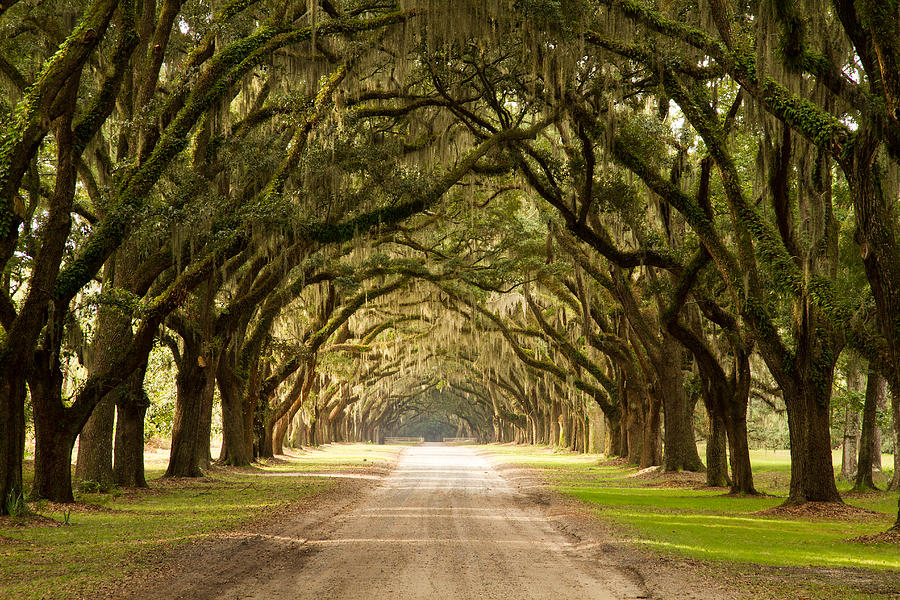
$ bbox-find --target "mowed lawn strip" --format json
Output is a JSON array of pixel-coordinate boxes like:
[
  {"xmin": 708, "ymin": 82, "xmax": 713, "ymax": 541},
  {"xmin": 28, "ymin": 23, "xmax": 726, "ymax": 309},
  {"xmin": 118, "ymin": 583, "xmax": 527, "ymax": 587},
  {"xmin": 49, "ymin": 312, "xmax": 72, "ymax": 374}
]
[
  {"xmin": 481, "ymin": 444, "xmax": 900, "ymax": 572},
  {"xmin": 0, "ymin": 443, "xmax": 401, "ymax": 600}
]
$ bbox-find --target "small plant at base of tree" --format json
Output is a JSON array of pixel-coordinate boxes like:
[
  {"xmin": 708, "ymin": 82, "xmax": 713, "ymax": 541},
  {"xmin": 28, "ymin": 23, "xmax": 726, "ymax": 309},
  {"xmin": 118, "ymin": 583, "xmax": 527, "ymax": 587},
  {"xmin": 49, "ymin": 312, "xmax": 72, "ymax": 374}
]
[
  {"xmin": 4, "ymin": 491, "xmax": 31, "ymax": 518},
  {"xmin": 77, "ymin": 480, "xmax": 101, "ymax": 494}
]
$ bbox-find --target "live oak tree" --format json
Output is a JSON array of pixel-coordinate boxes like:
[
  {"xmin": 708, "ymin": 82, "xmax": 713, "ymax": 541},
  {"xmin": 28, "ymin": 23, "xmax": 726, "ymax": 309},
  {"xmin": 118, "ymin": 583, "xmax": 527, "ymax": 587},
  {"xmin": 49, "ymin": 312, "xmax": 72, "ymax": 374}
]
[{"xmin": 2, "ymin": 0, "xmax": 898, "ymax": 519}]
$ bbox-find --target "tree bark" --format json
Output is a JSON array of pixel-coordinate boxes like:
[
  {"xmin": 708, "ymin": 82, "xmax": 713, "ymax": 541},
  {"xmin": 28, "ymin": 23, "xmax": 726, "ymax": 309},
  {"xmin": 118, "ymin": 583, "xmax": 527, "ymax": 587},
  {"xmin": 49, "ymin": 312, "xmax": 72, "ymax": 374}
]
[
  {"xmin": 217, "ymin": 351, "xmax": 253, "ymax": 465},
  {"xmin": 624, "ymin": 392, "xmax": 643, "ymax": 465},
  {"xmin": 841, "ymin": 404, "xmax": 861, "ymax": 480},
  {"xmin": 0, "ymin": 374, "xmax": 26, "ymax": 513},
  {"xmin": 782, "ymin": 379, "xmax": 842, "ymax": 504},
  {"xmin": 273, "ymin": 368, "xmax": 316, "ymax": 455},
  {"xmin": 29, "ymin": 358, "xmax": 77, "ymax": 502},
  {"xmin": 855, "ymin": 367, "xmax": 885, "ymax": 491},
  {"xmin": 74, "ymin": 259, "xmax": 122, "ymax": 489},
  {"xmin": 114, "ymin": 362, "xmax": 150, "ymax": 488},
  {"xmin": 74, "ymin": 396, "xmax": 115, "ymax": 489},
  {"xmin": 874, "ymin": 380, "xmax": 887, "ymax": 471},
  {"xmin": 706, "ymin": 410, "xmax": 730, "ymax": 487},
  {"xmin": 641, "ymin": 393, "xmax": 661, "ymax": 467},
  {"xmin": 889, "ymin": 385, "xmax": 899, "ymax": 491},
  {"xmin": 658, "ymin": 354, "xmax": 704, "ymax": 472},
  {"xmin": 166, "ymin": 342, "xmax": 212, "ymax": 477}
]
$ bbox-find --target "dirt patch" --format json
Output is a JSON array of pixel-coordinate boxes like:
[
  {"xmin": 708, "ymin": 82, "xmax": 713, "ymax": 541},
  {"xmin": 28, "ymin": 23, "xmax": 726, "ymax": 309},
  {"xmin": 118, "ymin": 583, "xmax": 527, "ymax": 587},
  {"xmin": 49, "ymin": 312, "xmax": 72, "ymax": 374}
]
[
  {"xmin": 649, "ymin": 479, "xmax": 708, "ymax": 489},
  {"xmin": 628, "ymin": 466, "xmax": 706, "ymax": 484},
  {"xmin": 38, "ymin": 501, "xmax": 116, "ymax": 514},
  {"xmin": 96, "ymin": 457, "xmax": 395, "ymax": 600},
  {"xmin": 116, "ymin": 486, "xmax": 167, "ymax": 502},
  {"xmin": 755, "ymin": 501, "xmax": 885, "ymax": 521},
  {"xmin": 486, "ymin": 458, "xmax": 735, "ymax": 600},
  {"xmin": 720, "ymin": 562, "xmax": 900, "ymax": 599},
  {"xmin": 849, "ymin": 527, "xmax": 900, "ymax": 545},
  {"xmin": 598, "ymin": 457, "xmax": 632, "ymax": 467},
  {"xmin": 0, "ymin": 513, "xmax": 63, "ymax": 529},
  {"xmin": 484, "ymin": 453, "xmax": 900, "ymax": 600}
]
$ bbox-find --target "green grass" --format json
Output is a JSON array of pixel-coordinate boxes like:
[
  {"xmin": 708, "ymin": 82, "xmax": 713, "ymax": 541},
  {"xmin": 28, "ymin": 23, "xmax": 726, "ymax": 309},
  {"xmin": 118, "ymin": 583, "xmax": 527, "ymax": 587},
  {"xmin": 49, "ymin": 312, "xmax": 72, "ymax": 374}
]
[
  {"xmin": 480, "ymin": 444, "xmax": 900, "ymax": 574},
  {"xmin": 0, "ymin": 443, "xmax": 402, "ymax": 600}
]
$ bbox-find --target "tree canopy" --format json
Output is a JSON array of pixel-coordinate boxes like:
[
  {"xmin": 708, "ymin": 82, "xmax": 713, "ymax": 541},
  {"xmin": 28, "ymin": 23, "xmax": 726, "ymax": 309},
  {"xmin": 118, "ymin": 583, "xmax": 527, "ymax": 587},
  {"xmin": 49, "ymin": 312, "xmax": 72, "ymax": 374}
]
[{"xmin": 1, "ymin": 0, "xmax": 899, "ymax": 527}]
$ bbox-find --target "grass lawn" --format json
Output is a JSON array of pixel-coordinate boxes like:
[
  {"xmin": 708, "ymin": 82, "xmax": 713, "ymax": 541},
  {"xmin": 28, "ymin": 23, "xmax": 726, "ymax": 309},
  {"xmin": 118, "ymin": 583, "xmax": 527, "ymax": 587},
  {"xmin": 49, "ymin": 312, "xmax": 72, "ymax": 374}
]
[
  {"xmin": 481, "ymin": 444, "xmax": 900, "ymax": 591},
  {"xmin": 0, "ymin": 443, "xmax": 401, "ymax": 600}
]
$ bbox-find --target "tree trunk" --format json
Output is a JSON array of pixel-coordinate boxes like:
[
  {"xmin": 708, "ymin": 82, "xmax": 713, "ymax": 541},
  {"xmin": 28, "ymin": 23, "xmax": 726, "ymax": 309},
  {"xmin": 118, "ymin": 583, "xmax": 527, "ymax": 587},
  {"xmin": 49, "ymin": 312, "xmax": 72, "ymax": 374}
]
[
  {"xmin": 114, "ymin": 363, "xmax": 150, "ymax": 488},
  {"xmin": 724, "ymin": 350, "xmax": 756, "ymax": 494},
  {"xmin": 74, "ymin": 396, "xmax": 115, "ymax": 489},
  {"xmin": 856, "ymin": 368, "xmax": 885, "ymax": 491},
  {"xmin": 260, "ymin": 415, "xmax": 275, "ymax": 459},
  {"xmin": 706, "ymin": 410, "xmax": 730, "ymax": 487},
  {"xmin": 217, "ymin": 359, "xmax": 252, "ymax": 466},
  {"xmin": 874, "ymin": 380, "xmax": 887, "ymax": 472},
  {"xmin": 604, "ymin": 415, "xmax": 622, "ymax": 456},
  {"xmin": 889, "ymin": 385, "xmax": 899, "ymax": 491},
  {"xmin": 29, "ymin": 366, "xmax": 78, "ymax": 502},
  {"xmin": 273, "ymin": 369, "xmax": 315, "ymax": 455},
  {"xmin": 31, "ymin": 424, "xmax": 78, "ymax": 503},
  {"xmin": 550, "ymin": 400, "xmax": 561, "ymax": 448},
  {"xmin": 841, "ymin": 405, "xmax": 861, "ymax": 480},
  {"xmin": 658, "ymin": 358, "xmax": 704, "ymax": 472},
  {"xmin": 625, "ymin": 393, "xmax": 643, "ymax": 464},
  {"xmin": 782, "ymin": 381, "xmax": 842, "ymax": 504},
  {"xmin": 641, "ymin": 394, "xmax": 661, "ymax": 467},
  {"xmin": 0, "ymin": 374, "xmax": 26, "ymax": 514},
  {"xmin": 197, "ymin": 369, "xmax": 216, "ymax": 471},
  {"xmin": 587, "ymin": 402, "xmax": 604, "ymax": 453},
  {"xmin": 73, "ymin": 259, "xmax": 122, "ymax": 490},
  {"xmin": 724, "ymin": 403, "xmax": 756, "ymax": 494},
  {"xmin": 166, "ymin": 344, "xmax": 210, "ymax": 477}
]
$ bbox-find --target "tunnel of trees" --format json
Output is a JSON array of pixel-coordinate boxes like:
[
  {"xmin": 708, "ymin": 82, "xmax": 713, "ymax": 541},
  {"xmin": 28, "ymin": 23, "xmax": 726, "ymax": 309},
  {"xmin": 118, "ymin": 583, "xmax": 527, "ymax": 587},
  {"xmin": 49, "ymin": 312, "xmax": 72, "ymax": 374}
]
[{"xmin": 0, "ymin": 0, "xmax": 899, "ymax": 529}]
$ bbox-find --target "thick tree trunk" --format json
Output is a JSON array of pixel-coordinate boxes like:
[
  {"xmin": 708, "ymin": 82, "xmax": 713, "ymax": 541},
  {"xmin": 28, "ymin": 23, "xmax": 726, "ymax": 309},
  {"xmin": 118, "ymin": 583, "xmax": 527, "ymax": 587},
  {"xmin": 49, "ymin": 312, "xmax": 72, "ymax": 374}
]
[
  {"xmin": 29, "ymin": 368, "xmax": 78, "ymax": 502},
  {"xmin": 217, "ymin": 360, "xmax": 252, "ymax": 466},
  {"xmin": 587, "ymin": 402, "xmax": 604, "ymax": 453},
  {"xmin": 0, "ymin": 375, "xmax": 26, "ymax": 514},
  {"xmin": 114, "ymin": 363, "xmax": 150, "ymax": 488},
  {"xmin": 724, "ymin": 351, "xmax": 756, "ymax": 494},
  {"xmin": 74, "ymin": 259, "xmax": 122, "ymax": 490},
  {"xmin": 659, "ymin": 359, "xmax": 704, "ymax": 472},
  {"xmin": 604, "ymin": 415, "xmax": 622, "ymax": 456},
  {"xmin": 783, "ymin": 381, "xmax": 842, "ymax": 504},
  {"xmin": 855, "ymin": 368, "xmax": 885, "ymax": 491},
  {"xmin": 166, "ymin": 345, "xmax": 210, "ymax": 477},
  {"xmin": 114, "ymin": 397, "xmax": 148, "ymax": 487},
  {"xmin": 260, "ymin": 416, "xmax": 275, "ymax": 459},
  {"xmin": 724, "ymin": 405, "xmax": 756, "ymax": 494},
  {"xmin": 256, "ymin": 395, "xmax": 272, "ymax": 458},
  {"xmin": 74, "ymin": 397, "xmax": 115, "ymax": 489},
  {"xmin": 851, "ymin": 151, "xmax": 900, "ymax": 489},
  {"xmin": 31, "ymin": 425, "xmax": 78, "ymax": 503}
]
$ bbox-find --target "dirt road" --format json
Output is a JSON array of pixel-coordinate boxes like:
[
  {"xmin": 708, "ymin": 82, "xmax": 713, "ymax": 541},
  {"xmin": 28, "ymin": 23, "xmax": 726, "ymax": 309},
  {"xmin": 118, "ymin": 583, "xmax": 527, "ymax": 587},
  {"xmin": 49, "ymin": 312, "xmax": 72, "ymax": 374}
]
[{"xmin": 127, "ymin": 445, "xmax": 656, "ymax": 599}]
